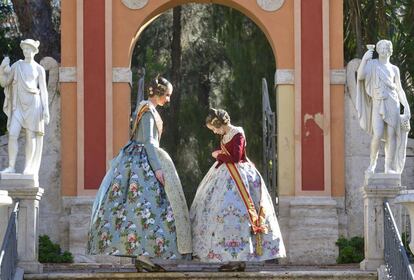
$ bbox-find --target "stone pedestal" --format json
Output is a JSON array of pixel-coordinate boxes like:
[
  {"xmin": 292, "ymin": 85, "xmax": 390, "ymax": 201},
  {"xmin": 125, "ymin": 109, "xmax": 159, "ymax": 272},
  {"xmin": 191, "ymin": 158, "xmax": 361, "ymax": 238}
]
[
  {"xmin": 62, "ymin": 196, "xmax": 131, "ymax": 264},
  {"xmin": 360, "ymin": 173, "xmax": 402, "ymax": 271},
  {"xmin": 287, "ymin": 196, "xmax": 339, "ymax": 264},
  {"xmin": 67, "ymin": 197, "xmax": 94, "ymax": 263},
  {"xmin": 0, "ymin": 173, "xmax": 44, "ymax": 274},
  {"xmin": 0, "ymin": 190, "xmax": 13, "ymax": 243}
]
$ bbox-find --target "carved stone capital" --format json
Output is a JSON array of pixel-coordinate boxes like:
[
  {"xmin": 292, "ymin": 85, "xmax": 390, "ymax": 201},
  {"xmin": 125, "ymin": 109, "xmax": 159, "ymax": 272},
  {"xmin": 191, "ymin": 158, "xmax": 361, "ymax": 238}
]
[
  {"xmin": 275, "ymin": 69, "xmax": 294, "ymax": 85},
  {"xmin": 59, "ymin": 67, "xmax": 77, "ymax": 82},
  {"xmin": 330, "ymin": 69, "xmax": 346, "ymax": 85},
  {"xmin": 113, "ymin": 67, "xmax": 132, "ymax": 84}
]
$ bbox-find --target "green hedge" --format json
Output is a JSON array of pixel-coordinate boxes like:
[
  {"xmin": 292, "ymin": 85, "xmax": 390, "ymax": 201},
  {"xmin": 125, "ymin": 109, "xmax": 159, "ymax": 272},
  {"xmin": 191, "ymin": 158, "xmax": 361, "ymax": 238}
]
[
  {"xmin": 336, "ymin": 236, "xmax": 364, "ymax": 264},
  {"xmin": 38, "ymin": 235, "xmax": 73, "ymax": 263}
]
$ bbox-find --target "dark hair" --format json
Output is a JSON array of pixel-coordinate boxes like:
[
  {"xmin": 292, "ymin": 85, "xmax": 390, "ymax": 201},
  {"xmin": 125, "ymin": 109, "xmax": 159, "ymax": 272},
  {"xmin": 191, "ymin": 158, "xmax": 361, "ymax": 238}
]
[
  {"xmin": 148, "ymin": 75, "xmax": 172, "ymax": 97},
  {"xmin": 205, "ymin": 108, "xmax": 230, "ymax": 128}
]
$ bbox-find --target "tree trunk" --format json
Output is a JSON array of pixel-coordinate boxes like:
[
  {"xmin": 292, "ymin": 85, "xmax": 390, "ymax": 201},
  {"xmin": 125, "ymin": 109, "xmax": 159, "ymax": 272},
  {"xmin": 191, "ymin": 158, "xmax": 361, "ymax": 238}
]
[
  {"xmin": 11, "ymin": 0, "xmax": 60, "ymax": 61},
  {"xmin": 164, "ymin": 6, "xmax": 182, "ymax": 159},
  {"xmin": 352, "ymin": 0, "xmax": 363, "ymax": 57}
]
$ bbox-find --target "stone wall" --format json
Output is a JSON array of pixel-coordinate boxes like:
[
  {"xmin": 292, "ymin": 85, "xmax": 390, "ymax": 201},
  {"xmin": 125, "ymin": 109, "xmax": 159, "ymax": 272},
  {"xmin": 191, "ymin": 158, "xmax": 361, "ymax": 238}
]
[{"xmin": 278, "ymin": 196, "xmax": 340, "ymax": 265}]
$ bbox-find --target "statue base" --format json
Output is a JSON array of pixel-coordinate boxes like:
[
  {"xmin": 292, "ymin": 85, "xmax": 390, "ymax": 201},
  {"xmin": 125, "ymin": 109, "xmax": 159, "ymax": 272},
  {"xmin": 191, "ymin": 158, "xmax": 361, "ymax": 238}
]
[
  {"xmin": 360, "ymin": 172, "xmax": 403, "ymax": 271},
  {"xmin": 0, "ymin": 172, "xmax": 38, "ymax": 188},
  {"xmin": 0, "ymin": 173, "xmax": 43, "ymax": 274}
]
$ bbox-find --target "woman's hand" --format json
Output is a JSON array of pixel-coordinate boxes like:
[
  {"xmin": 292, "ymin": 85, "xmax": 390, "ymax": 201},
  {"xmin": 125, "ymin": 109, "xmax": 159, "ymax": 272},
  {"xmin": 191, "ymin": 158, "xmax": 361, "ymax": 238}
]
[
  {"xmin": 212, "ymin": 150, "xmax": 221, "ymax": 159},
  {"xmin": 155, "ymin": 170, "xmax": 165, "ymax": 186}
]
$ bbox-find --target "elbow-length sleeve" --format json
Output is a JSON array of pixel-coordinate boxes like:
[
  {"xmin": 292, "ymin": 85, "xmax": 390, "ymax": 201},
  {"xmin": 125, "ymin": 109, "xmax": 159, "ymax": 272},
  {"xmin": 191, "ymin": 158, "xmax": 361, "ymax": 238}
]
[
  {"xmin": 216, "ymin": 133, "xmax": 245, "ymax": 163},
  {"xmin": 142, "ymin": 112, "xmax": 162, "ymax": 171}
]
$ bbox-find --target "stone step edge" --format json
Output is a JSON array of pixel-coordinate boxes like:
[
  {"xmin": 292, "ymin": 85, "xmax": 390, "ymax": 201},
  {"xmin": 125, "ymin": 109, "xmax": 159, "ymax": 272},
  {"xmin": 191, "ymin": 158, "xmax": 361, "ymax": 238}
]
[{"xmin": 25, "ymin": 270, "xmax": 377, "ymax": 279}]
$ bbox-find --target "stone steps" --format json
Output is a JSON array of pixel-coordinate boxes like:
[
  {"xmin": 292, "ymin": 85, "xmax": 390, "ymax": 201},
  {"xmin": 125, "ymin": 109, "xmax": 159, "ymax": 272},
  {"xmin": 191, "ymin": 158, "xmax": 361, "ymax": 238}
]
[
  {"xmin": 24, "ymin": 271, "xmax": 377, "ymax": 280},
  {"xmin": 23, "ymin": 263, "xmax": 377, "ymax": 280}
]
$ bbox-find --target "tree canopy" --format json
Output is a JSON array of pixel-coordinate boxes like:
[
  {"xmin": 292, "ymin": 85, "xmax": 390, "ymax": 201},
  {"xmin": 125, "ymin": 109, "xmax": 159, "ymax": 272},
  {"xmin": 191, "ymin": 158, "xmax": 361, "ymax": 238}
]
[{"xmin": 132, "ymin": 4, "xmax": 276, "ymax": 203}]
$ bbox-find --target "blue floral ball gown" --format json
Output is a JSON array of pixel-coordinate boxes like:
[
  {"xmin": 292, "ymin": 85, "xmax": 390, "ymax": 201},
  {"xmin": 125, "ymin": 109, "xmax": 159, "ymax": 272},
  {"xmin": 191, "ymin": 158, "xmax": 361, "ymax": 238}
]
[{"xmin": 87, "ymin": 101, "xmax": 192, "ymax": 259}]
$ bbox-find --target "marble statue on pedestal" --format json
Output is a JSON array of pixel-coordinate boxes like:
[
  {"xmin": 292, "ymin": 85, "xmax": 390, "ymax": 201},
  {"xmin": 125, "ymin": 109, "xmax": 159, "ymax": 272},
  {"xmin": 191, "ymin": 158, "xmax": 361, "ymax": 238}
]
[
  {"xmin": 0, "ymin": 39, "xmax": 49, "ymax": 179},
  {"xmin": 356, "ymin": 39, "xmax": 411, "ymax": 175}
]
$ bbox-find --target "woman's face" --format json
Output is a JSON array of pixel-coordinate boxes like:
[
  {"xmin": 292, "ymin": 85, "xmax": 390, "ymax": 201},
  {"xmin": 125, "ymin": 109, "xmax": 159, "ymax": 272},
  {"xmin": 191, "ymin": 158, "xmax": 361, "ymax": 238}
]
[
  {"xmin": 157, "ymin": 87, "xmax": 173, "ymax": 106},
  {"xmin": 207, "ymin": 123, "xmax": 225, "ymax": 135}
]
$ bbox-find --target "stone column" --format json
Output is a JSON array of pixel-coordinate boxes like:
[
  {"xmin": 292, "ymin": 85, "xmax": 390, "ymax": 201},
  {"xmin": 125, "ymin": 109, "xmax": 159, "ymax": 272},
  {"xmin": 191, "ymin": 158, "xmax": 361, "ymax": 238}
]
[
  {"xmin": 0, "ymin": 190, "xmax": 13, "ymax": 243},
  {"xmin": 360, "ymin": 173, "xmax": 402, "ymax": 270},
  {"xmin": 0, "ymin": 173, "xmax": 44, "ymax": 274}
]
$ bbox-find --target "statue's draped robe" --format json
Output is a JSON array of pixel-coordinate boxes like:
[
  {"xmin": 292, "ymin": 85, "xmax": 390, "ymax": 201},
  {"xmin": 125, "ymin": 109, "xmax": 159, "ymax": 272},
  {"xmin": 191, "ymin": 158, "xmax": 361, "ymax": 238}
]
[
  {"xmin": 356, "ymin": 59, "xmax": 409, "ymax": 172},
  {"xmin": 0, "ymin": 60, "xmax": 47, "ymax": 135}
]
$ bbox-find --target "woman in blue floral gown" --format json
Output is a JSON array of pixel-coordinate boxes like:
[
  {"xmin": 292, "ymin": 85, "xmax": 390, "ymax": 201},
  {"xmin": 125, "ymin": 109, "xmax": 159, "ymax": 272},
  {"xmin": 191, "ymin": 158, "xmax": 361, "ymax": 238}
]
[
  {"xmin": 191, "ymin": 108, "xmax": 286, "ymax": 271},
  {"xmin": 87, "ymin": 77, "xmax": 192, "ymax": 271}
]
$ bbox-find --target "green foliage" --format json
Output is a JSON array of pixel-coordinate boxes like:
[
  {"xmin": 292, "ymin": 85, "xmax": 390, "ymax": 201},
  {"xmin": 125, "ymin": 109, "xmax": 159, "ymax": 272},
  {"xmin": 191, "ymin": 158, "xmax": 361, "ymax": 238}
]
[
  {"xmin": 38, "ymin": 235, "xmax": 73, "ymax": 263},
  {"xmin": 0, "ymin": 3, "xmax": 20, "ymax": 135},
  {"xmin": 132, "ymin": 4, "xmax": 275, "ymax": 204},
  {"xmin": 402, "ymin": 232, "xmax": 414, "ymax": 260},
  {"xmin": 211, "ymin": 5, "xmax": 276, "ymax": 172},
  {"xmin": 344, "ymin": 0, "xmax": 414, "ymax": 137},
  {"xmin": 335, "ymin": 236, "xmax": 364, "ymax": 264}
]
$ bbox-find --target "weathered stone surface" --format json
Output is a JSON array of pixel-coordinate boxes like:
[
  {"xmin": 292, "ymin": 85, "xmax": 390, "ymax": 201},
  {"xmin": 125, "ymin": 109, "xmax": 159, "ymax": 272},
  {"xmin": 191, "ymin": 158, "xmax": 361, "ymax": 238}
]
[
  {"xmin": 59, "ymin": 67, "xmax": 76, "ymax": 82},
  {"xmin": 257, "ymin": 0, "xmax": 285, "ymax": 12},
  {"xmin": 330, "ymin": 69, "xmax": 346, "ymax": 84},
  {"xmin": 360, "ymin": 176, "xmax": 403, "ymax": 271},
  {"xmin": 1, "ymin": 177, "xmax": 44, "ymax": 273},
  {"xmin": 287, "ymin": 197, "xmax": 339, "ymax": 265},
  {"xmin": 24, "ymin": 270, "xmax": 377, "ymax": 280},
  {"xmin": 113, "ymin": 67, "xmax": 132, "ymax": 84},
  {"xmin": 275, "ymin": 69, "xmax": 294, "ymax": 85},
  {"xmin": 121, "ymin": 0, "xmax": 148, "ymax": 10}
]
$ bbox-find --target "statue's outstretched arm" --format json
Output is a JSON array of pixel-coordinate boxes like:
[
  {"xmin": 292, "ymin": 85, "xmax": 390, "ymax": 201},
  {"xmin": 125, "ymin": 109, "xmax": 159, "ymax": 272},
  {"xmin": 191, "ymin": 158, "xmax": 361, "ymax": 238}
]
[
  {"xmin": 357, "ymin": 49, "xmax": 373, "ymax": 80},
  {"xmin": 0, "ymin": 59, "xmax": 13, "ymax": 88}
]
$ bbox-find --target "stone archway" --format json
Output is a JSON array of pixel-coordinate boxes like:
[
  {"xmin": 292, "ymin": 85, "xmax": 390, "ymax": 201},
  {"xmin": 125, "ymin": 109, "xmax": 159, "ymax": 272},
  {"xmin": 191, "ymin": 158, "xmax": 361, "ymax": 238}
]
[{"xmin": 59, "ymin": 0, "xmax": 346, "ymax": 264}]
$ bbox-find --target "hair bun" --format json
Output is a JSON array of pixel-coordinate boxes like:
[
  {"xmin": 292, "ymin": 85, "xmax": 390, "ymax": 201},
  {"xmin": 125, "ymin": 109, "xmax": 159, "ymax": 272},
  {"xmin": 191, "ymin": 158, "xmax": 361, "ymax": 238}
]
[
  {"xmin": 206, "ymin": 108, "xmax": 230, "ymax": 128},
  {"xmin": 148, "ymin": 75, "xmax": 172, "ymax": 97}
]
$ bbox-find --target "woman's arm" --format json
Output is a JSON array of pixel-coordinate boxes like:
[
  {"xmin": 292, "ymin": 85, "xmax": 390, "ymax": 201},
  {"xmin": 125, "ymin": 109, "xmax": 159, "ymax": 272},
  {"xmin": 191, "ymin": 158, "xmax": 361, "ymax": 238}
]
[
  {"xmin": 216, "ymin": 133, "xmax": 245, "ymax": 163},
  {"xmin": 142, "ymin": 112, "xmax": 162, "ymax": 171}
]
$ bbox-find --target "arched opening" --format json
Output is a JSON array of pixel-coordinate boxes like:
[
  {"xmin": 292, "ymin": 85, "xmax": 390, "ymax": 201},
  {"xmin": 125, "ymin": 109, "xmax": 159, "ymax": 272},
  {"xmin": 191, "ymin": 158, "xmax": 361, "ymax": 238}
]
[{"xmin": 129, "ymin": 2, "xmax": 277, "ymax": 204}]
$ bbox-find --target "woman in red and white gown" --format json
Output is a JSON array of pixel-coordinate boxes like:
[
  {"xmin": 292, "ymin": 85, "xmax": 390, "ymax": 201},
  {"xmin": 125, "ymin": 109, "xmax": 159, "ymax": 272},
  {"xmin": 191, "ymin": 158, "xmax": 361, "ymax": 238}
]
[{"xmin": 190, "ymin": 108, "xmax": 286, "ymax": 268}]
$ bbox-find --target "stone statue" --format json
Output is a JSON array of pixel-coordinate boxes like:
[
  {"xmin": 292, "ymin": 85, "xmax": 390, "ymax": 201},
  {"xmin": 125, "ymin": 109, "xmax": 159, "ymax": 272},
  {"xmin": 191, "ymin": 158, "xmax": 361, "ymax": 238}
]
[
  {"xmin": 0, "ymin": 39, "xmax": 49, "ymax": 178},
  {"xmin": 356, "ymin": 39, "xmax": 411, "ymax": 175}
]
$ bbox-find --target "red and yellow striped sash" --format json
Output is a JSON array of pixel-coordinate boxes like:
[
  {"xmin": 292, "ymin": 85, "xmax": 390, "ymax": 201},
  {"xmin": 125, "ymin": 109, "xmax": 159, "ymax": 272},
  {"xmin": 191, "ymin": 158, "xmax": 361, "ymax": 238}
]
[
  {"xmin": 130, "ymin": 104, "xmax": 150, "ymax": 140},
  {"xmin": 220, "ymin": 141, "xmax": 268, "ymax": 255}
]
